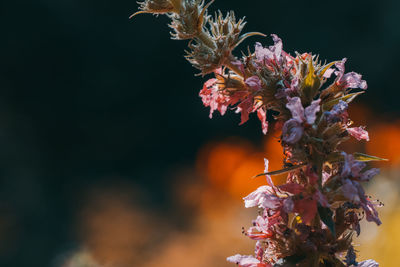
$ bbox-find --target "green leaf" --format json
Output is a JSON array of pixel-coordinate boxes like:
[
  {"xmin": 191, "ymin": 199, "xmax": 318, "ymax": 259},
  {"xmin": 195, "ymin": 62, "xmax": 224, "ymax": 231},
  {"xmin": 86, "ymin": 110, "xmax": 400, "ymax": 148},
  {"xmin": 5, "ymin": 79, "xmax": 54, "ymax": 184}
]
[
  {"xmin": 326, "ymin": 152, "xmax": 388, "ymax": 164},
  {"xmin": 302, "ymin": 59, "xmax": 321, "ymax": 100},
  {"xmin": 325, "ymin": 152, "xmax": 343, "ymax": 163},
  {"xmin": 252, "ymin": 164, "xmax": 307, "ymax": 178},
  {"xmin": 353, "ymin": 152, "xmax": 388, "ymax": 162},
  {"xmin": 318, "ymin": 205, "xmax": 335, "ymax": 236},
  {"xmin": 322, "ymin": 91, "xmax": 364, "ymax": 111},
  {"xmin": 317, "ymin": 61, "xmax": 337, "ymax": 79}
]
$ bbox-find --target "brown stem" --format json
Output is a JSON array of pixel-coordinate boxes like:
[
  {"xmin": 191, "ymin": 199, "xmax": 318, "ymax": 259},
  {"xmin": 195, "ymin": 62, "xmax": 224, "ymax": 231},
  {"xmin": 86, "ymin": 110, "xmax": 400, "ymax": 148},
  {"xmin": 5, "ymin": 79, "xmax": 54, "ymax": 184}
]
[{"xmin": 223, "ymin": 59, "xmax": 243, "ymax": 77}]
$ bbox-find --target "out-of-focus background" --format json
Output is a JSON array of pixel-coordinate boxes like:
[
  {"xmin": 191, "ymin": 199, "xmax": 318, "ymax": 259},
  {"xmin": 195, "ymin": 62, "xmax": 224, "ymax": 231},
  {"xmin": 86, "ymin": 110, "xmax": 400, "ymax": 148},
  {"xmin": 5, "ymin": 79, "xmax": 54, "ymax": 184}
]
[{"xmin": 0, "ymin": 0, "xmax": 399, "ymax": 266}]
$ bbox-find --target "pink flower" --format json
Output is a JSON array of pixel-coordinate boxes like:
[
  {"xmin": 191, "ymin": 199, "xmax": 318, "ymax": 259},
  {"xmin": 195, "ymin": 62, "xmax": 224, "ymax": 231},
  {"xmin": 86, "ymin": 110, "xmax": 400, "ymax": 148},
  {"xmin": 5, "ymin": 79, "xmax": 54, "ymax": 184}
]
[
  {"xmin": 237, "ymin": 98, "xmax": 254, "ymax": 125},
  {"xmin": 244, "ymin": 159, "xmax": 283, "ymax": 209},
  {"xmin": 347, "ymin": 127, "xmax": 370, "ymax": 141},
  {"xmin": 275, "ymin": 77, "xmax": 300, "ymax": 99},
  {"xmin": 270, "ymin": 34, "xmax": 283, "ymax": 60},
  {"xmin": 335, "ymin": 58, "xmax": 367, "ymax": 89},
  {"xmin": 243, "ymin": 186, "xmax": 280, "ymax": 209},
  {"xmin": 245, "ymin": 76, "xmax": 262, "ymax": 91},
  {"xmin": 263, "ymin": 158, "xmax": 274, "ymax": 187},
  {"xmin": 247, "ymin": 216, "xmax": 273, "ymax": 240},
  {"xmin": 323, "ymin": 67, "xmax": 335, "ymax": 78},
  {"xmin": 254, "ymin": 35, "xmax": 282, "ymax": 63},
  {"xmin": 257, "ymin": 108, "xmax": 268, "ymax": 135},
  {"xmin": 227, "ymin": 254, "xmax": 271, "ymax": 267},
  {"xmin": 199, "ymin": 76, "xmax": 230, "ymax": 118}
]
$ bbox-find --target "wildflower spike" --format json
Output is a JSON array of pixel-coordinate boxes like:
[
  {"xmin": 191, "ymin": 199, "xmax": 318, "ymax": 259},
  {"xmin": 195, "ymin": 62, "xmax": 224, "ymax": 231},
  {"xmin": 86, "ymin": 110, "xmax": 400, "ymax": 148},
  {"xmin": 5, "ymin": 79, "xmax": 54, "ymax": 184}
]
[{"xmin": 133, "ymin": 1, "xmax": 385, "ymax": 266}]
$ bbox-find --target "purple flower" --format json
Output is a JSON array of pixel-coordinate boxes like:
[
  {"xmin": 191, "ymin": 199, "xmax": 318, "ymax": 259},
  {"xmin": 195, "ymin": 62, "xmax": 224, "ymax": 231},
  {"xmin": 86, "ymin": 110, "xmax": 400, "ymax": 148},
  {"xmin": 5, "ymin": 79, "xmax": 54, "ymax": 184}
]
[
  {"xmin": 345, "ymin": 246, "xmax": 357, "ymax": 266},
  {"xmin": 331, "ymin": 100, "xmax": 348, "ymax": 115},
  {"xmin": 286, "ymin": 97, "xmax": 306, "ymax": 122},
  {"xmin": 286, "ymin": 97, "xmax": 321, "ymax": 124},
  {"xmin": 342, "ymin": 179, "xmax": 361, "ymax": 202},
  {"xmin": 325, "ymin": 100, "xmax": 348, "ymax": 122},
  {"xmin": 341, "ymin": 153, "xmax": 366, "ymax": 178},
  {"xmin": 304, "ymin": 99, "xmax": 321, "ymax": 124},
  {"xmin": 335, "ymin": 58, "xmax": 367, "ymax": 89},
  {"xmin": 360, "ymin": 198, "xmax": 382, "ymax": 225},
  {"xmin": 282, "ymin": 119, "xmax": 304, "ymax": 144},
  {"xmin": 356, "ymin": 259, "xmax": 379, "ymax": 267},
  {"xmin": 360, "ymin": 168, "xmax": 380, "ymax": 181},
  {"xmin": 283, "ymin": 97, "xmax": 321, "ymax": 144}
]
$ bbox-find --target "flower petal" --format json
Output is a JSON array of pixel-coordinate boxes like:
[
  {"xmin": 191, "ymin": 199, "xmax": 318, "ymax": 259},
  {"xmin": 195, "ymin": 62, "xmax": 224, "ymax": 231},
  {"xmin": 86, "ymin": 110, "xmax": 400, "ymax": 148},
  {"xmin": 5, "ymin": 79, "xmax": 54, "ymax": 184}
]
[
  {"xmin": 227, "ymin": 254, "xmax": 267, "ymax": 267},
  {"xmin": 342, "ymin": 179, "xmax": 360, "ymax": 203},
  {"xmin": 282, "ymin": 119, "xmax": 304, "ymax": 144},
  {"xmin": 286, "ymin": 97, "xmax": 305, "ymax": 122},
  {"xmin": 356, "ymin": 259, "xmax": 379, "ymax": 267},
  {"xmin": 243, "ymin": 186, "xmax": 279, "ymax": 209},
  {"xmin": 348, "ymin": 127, "xmax": 370, "ymax": 141},
  {"xmin": 304, "ymin": 99, "xmax": 321, "ymax": 124},
  {"xmin": 257, "ymin": 108, "xmax": 268, "ymax": 135}
]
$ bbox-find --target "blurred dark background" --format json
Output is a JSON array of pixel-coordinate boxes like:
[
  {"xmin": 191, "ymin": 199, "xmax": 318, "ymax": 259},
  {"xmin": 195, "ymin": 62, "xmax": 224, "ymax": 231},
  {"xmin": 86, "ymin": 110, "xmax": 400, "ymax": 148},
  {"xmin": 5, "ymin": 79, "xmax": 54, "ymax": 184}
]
[{"xmin": 0, "ymin": 0, "xmax": 399, "ymax": 266}]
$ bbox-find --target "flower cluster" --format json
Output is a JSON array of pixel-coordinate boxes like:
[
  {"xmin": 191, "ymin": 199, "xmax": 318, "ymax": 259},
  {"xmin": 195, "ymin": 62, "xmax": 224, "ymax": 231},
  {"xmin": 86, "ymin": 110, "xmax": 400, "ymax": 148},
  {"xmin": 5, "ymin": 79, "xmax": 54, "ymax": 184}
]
[{"xmin": 133, "ymin": 1, "xmax": 385, "ymax": 266}]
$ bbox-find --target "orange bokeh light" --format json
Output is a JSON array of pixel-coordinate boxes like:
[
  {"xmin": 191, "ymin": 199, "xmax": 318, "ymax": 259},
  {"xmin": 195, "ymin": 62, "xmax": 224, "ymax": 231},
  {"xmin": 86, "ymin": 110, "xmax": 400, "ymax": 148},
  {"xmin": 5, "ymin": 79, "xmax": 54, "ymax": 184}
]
[
  {"xmin": 367, "ymin": 122, "xmax": 400, "ymax": 167},
  {"xmin": 197, "ymin": 131, "xmax": 287, "ymax": 199}
]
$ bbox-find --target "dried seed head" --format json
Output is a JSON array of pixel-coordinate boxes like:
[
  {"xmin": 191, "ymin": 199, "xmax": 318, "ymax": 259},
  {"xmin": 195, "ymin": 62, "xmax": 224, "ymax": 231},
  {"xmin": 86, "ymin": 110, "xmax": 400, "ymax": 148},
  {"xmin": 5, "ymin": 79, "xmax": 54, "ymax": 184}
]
[
  {"xmin": 131, "ymin": 0, "xmax": 177, "ymax": 17},
  {"xmin": 169, "ymin": 0, "xmax": 210, "ymax": 40}
]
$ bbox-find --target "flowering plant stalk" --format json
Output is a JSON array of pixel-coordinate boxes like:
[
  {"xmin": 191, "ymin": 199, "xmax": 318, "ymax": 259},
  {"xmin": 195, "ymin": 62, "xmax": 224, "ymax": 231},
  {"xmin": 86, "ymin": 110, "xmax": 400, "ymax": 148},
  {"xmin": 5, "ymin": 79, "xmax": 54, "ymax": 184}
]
[{"xmin": 132, "ymin": 1, "xmax": 386, "ymax": 266}]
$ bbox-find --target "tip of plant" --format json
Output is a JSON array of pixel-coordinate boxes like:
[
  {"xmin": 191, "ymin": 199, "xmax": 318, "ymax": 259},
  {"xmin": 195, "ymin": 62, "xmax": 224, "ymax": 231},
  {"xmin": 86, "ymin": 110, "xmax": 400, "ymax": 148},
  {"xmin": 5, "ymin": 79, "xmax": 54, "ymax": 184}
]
[
  {"xmin": 236, "ymin": 32, "xmax": 267, "ymax": 47},
  {"xmin": 129, "ymin": 10, "xmax": 147, "ymax": 19},
  {"xmin": 252, "ymin": 173, "xmax": 265, "ymax": 179}
]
